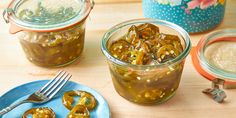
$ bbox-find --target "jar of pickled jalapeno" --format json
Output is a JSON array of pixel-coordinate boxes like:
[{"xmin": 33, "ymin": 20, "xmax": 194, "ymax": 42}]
[
  {"xmin": 3, "ymin": 0, "xmax": 94, "ymax": 67},
  {"xmin": 101, "ymin": 19, "xmax": 191, "ymax": 104}
]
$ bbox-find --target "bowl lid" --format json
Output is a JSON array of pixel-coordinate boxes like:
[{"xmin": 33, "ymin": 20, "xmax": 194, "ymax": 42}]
[{"xmin": 3, "ymin": 0, "xmax": 94, "ymax": 33}]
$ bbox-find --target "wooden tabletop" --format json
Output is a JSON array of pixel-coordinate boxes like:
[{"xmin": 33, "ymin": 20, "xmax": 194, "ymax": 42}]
[{"xmin": 1, "ymin": 0, "xmax": 236, "ymax": 118}]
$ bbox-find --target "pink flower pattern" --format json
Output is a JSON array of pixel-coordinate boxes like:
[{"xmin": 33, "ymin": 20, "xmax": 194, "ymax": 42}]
[
  {"xmin": 187, "ymin": 0, "xmax": 218, "ymax": 10},
  {"xmin": 155, "ymin": 0, "xmax": 225, "ymax": 14}
]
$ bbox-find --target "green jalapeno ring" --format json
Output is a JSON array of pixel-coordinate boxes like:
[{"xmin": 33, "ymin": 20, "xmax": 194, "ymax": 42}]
[
  {"xmin": 77, "ymin": 93, "xmax": 97, "ymax": 110},
  {"xmin": 62, "ymin": 90, "xmax": 97, "ymax": 111},
  {"xmin": 67, "ymin": 104, "xmax": 90, "ymax": 118},
  {"xmin": 22, "ymin": 107, "xmax": 56, "ymax": 118}
]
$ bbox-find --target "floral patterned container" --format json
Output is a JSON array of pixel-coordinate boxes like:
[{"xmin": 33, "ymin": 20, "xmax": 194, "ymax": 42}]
[{"xmin": 143, "ymin": 0, "xmax": 226, "ymax": 33}]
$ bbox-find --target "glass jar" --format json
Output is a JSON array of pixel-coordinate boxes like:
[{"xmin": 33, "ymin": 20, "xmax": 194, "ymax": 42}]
[
  {"xmin": 193, "ymin": 29, "xmax": 236, "ymax": 88},
  {"xmin": 101, "ymin": 19, "xmax": 191, "ymax": 104},
  {"xmin": 142, "ymin": 0, "xmax": 226, "ymax": 33},
  {"xmin": 3, "ymin": 0, "xmax": 94, "ymax": 67}
]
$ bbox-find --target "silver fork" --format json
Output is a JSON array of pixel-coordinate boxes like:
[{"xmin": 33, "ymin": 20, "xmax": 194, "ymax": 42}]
[{"xmin": 0, "ymin": 70, "xmax": 72, "ymax": 116}]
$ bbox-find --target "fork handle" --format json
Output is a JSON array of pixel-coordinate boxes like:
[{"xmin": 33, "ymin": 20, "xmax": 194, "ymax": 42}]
[{"xmin": 0, "ymin": 100, "xmax": 27, "ymax": 116}]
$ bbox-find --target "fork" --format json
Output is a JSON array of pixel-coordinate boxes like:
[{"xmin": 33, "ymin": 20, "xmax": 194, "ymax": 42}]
[{"xmin": 0, "ymin": 70, "xmax": 72, "ymax": 116}]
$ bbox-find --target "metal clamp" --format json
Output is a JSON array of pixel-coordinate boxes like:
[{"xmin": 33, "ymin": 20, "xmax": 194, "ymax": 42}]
[
  {"xmin": 2, "ymin": 8, "xmax": 13, "ymax": 23},
  {"xmin": 90, "ymin": 0, "xmax": 95, "ymax": 9},
  {"xmin": 202, "ymin": 78, "xmax": 226, "ymax": 103}
]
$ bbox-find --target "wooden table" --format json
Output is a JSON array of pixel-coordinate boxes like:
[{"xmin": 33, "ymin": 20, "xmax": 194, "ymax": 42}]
[{"xmin": 1, "ymin": 0, "xmax": 236, "ymax": 118}]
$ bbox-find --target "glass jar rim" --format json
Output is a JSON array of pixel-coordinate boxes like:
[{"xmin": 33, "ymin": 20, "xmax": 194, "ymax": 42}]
[
  {"xmin": 3, "ymin": 0, "xmax": 94, "ymax": 32},
  {"xmin": 101, "ymin": 19, "xmax": 192, "ymax": 69},
  {"xmin": 196, "ymin": 29, "xmax": 236, "ymax": 81}
]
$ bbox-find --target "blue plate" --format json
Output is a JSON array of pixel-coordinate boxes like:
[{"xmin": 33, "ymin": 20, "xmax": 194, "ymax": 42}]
[{"xmin": 0, "ymin": 80, "xmax": 110, "ymax": 118}]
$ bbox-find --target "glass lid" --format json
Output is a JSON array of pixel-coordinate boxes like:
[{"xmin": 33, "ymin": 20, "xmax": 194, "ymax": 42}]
[
  {"xmin": 4, "ymin": 0, "xmax": 94, "ymax": 31},
  {"xmin": 196, "ymin": 29, "xmax": 236, "ymax": 81}
]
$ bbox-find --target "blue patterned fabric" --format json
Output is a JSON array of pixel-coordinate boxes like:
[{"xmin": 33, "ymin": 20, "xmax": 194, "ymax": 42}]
[{"xmin": 142, "ymin": 0, "xmax": 226, "ymax": 33}]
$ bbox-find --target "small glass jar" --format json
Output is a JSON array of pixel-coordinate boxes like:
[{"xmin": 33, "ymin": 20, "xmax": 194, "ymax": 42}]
[
  {"xmin": 101, "ymin": 19, "xmax": 191, "ymax": 104},
  {"xmin": 3, "ymin": 0, "xmax": 94, "ymax": 67},
  {"xmin": 194, "ymin": 29, "xmax": 236, "ymax": 88},
  {"xmin": 142, "ymin": 0, "xmax": 226, "ymax": 33}
]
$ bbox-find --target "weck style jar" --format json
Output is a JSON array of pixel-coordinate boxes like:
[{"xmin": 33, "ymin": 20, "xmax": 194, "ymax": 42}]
[
  {"xmin": 101, "ymin": 19, "xmax": 191, "ymax": 104},
  {"xmin": 190, "ymin": 29, "xmax": 236, "ymax": 102},
  {"xmin": 3, "ymin": 0, "xmax": 94, "ymax": 67},
  {"xmin": 192, "ymin": 29, "xmax": 236, "ymax": 89}
]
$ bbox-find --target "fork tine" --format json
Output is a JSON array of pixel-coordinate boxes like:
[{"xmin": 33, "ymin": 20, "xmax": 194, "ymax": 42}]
[
  {"xmin": 44, "ymin": 73, "xmax": 71, "ymax": 97},
  {"xmin": 48, "ymin": 75, "xmax": 71, "ymax": 99},
  {"xmin": 38, "ymin": 70, "xmax": 64, "ymax": 93},
  {"xmin": 40, "ymin": 71, "xmax": 67, "ymax": 94}
]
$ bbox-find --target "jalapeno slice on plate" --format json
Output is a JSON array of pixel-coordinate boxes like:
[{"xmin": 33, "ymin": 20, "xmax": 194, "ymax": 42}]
[
  {"xmin": 62, "ymin": 90, "xmax": 97, "ymax": 111},
  {"xmin": 67, "ymin": 104, "xmax": 90, "ymax": 118},
  {"xmin": 22, "ymin": 107, "xmax": 56, "ymax": 118}
]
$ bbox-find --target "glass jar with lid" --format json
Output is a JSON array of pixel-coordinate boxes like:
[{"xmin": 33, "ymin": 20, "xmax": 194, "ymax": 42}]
[
  {"xmin": 3, "ymin": 0, "xmax": 94, "ymax": 67},
  {"xmin": 192, "ymin": 29, "xmax": 236, "ymax": 89}
]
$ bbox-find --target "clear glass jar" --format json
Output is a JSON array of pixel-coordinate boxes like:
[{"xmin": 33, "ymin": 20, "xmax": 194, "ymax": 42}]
[
  {"xmin": 3, "ymin": 0, "xmax": 94, "ymax": 67},
  {"xmin": 101, "ymin": 19, "xmax": 191, "ymax": 104},
  {"xmin": 196, "ymin": 29, "xmax": 236, "ymax": 83}
]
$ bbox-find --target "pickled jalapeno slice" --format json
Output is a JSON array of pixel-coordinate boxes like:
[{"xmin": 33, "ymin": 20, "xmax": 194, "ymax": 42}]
[
  {"xmin": 156, "ymin": 44, "xmax": 180, "ymax": 63},
  {"xmin": 67, "ymin": 104, "xmax": 90, "ymax": 118},
  {"xmin": 109, "ymin": 39, "xmax": 131, "ymax": 61},
  {"xmin": 62, "ymin": 90, "xmax": 97, "ymax": 111},
  {"xmin": 22, "ymin": 107, "xmax": 56, "ymax": 118},
  {"xmin": 78, "ymin": 94, "xmax": 97, "ymax": 110},
  {"xmin": 137, "ymin": 23, "xmax": 159, "ymax": 40},
  {"xmin": 108, "ymin": 23, "xmax": 183, "ymax": 65}
]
